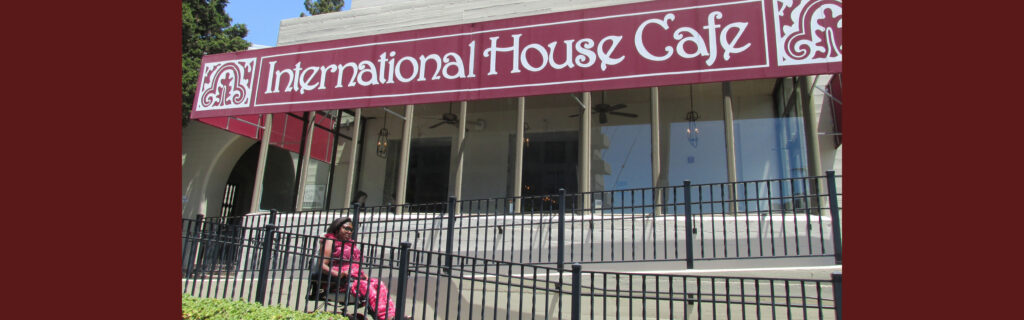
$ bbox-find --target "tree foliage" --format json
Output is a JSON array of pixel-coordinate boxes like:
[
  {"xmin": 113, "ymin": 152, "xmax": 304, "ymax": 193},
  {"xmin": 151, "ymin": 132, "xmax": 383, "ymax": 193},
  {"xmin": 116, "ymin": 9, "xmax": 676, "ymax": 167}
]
[
  {"xmin": 300, "ymin": 0, "xmax": 345, "ymax": 17},
  {"xmin": 182, "ymin": 0, "xmax": 250, "ymax": 127}
]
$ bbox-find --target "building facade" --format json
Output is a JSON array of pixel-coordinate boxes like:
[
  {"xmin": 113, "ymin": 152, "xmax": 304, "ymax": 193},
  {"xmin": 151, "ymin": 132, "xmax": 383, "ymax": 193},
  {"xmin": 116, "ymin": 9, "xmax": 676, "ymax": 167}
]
[{"xmin": 181, "ymin": 0, "xmax": 842, "ymax": 219}]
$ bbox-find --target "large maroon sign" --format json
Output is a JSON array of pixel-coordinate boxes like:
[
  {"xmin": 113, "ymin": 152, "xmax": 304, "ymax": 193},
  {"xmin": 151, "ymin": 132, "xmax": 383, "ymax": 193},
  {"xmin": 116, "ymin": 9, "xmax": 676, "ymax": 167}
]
[{"xmin": 192, "ymin": 0, "xmax": 841, "ymax": 118}]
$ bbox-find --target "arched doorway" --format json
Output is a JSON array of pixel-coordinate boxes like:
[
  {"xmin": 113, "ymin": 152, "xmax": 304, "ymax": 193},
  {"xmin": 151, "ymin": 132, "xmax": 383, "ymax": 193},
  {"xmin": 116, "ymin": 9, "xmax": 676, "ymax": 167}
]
[{"xmin": 225, "ymin": 143, "xmax": 297, "ymax": 217}]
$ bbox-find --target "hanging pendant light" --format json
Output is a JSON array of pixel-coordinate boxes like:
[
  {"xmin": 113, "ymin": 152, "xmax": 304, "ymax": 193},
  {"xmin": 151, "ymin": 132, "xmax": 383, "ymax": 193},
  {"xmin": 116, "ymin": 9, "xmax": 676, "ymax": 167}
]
[
  {"xmin": 685, "ymin": 85, "xmax": 701, "ymax": 147},
  {"xmin": 376, "ymin": 111, "xmax": 389, "ymax": 158}
]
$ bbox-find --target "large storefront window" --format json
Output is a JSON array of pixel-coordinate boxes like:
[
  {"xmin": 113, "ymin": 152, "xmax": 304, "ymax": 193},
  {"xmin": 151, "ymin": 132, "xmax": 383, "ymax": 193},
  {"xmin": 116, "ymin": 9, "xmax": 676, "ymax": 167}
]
[
  {"xmin": 356, "ymin": 106, "xmax": 405, "ymax": 207},
  {"xmin": 591, "ymin": 88, "xmax": 653, "ymax": 192},
  {"xmin": 523, "ymin": 94, "xmax": 581, "ymax": 199},
  {"xmin": 590, "ymin": 88, "xmax": 653, "ymax": 212},
  {"xmin": 460, "ymin": 98, "xmax": 517, "ymax": 201},
  {"xmin": 405, "ymin": 102, "xmax": 456, "ymax": 204},
  {"xmin": 732, "ymin": 77, "xmax": 811, "ymax": 212},
  {"xmin": 732, "ymin": 78, "xmax": 809, "ymax": 181},
  {"xmin": 659, "ymin": 83, "xmax": 728, "ymax": 186},
  {"xmin": 294, "ymin": 110, "xmax": 357, "ymax": 211},
  {"xmin": 325, "ymin": 111, "xmax": 358, "ymax": 209}
]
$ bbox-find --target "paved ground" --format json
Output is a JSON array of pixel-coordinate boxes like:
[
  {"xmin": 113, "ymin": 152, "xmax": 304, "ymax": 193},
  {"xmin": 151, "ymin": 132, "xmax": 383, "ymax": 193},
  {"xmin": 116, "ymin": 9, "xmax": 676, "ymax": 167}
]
[{"xmin": 183, "ymin": 258, "xmax": 840, "ymax": 319}]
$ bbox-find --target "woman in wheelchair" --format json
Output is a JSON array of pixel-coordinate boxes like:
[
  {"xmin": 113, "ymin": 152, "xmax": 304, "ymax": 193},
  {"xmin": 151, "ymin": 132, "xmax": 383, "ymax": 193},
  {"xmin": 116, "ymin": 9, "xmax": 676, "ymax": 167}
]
[{"xmin": 309, "ymin": 217, "xmax": 409, "ymax": 320}]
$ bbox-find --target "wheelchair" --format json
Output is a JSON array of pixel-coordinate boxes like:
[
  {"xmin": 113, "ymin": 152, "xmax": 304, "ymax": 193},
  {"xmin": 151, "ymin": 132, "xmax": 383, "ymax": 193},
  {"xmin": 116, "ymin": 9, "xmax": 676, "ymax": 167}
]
[{"xmin": 307, "ymin": 258, "xmax": 380, "ymax": 320}]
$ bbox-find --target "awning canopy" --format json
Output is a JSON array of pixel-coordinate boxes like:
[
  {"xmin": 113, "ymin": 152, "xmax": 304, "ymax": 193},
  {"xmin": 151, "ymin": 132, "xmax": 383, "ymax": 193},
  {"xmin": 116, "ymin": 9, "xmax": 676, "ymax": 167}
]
[{"xmin": 191, "ymin": 0, "xmax": 841, "ymax": 119}]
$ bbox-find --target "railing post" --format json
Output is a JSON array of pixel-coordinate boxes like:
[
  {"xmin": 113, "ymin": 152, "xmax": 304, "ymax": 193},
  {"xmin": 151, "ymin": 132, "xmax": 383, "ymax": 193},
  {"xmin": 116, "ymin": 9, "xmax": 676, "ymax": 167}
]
[
  {"xmin": 268, "ymin": 208, "xmax": 277, "ymax": 226},
  {"xmin": 395, "ymin": 242, "xmax": 412, "ymax": 320},
  {"xmin": 827, "ymin": 171, "xmax": 842, "ymax": 264},
  {"xmin": 445, "ymin": 196, "xmax": 456, "ymax": 273},
  {"xmin": 351, "ymin": 202, "xmax": 362, "ymax": 239},
  {"xmin": 684, "ymin": 181, "xmax": 694, "ymax": 269},
  {"xmin": 832, "ymin": 272, "xmax": 842, "ymax": 320},
  {"xmin": 186, "ymin": 215, "xmax": 205, "ymax": 277},
  {"xmin": 571, "ymin": 263, "xmax": 582, "ymax": 320},
  {"xmin": 558, "ymin": 188, "xmax": 567, "ymax": 271},
  {"xmin": 254, "ymin": 223, "xmax": 276, "ymax": 305}
]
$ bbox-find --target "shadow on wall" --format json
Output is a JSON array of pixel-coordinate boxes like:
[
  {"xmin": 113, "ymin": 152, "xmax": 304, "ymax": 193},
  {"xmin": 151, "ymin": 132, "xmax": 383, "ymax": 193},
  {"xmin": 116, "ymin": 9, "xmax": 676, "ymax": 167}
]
[{"xmin": 227, "ymin": 143, "xmax": 296, "ymax": 216}]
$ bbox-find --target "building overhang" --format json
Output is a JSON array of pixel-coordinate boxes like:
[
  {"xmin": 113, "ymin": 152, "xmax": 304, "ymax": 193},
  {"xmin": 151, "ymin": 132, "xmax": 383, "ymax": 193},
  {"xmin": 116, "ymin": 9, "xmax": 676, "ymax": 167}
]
[{"xmin": 191, "ymin": 0, "xmax": 841, "ymax": 119}]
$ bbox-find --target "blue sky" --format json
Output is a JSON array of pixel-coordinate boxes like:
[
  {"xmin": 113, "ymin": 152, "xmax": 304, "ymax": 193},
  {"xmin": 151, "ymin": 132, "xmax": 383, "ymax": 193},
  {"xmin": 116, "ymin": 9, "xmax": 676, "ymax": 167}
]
[{"xmin": 226, "ymin": 0, "xmax": 352, "ymax": 47}]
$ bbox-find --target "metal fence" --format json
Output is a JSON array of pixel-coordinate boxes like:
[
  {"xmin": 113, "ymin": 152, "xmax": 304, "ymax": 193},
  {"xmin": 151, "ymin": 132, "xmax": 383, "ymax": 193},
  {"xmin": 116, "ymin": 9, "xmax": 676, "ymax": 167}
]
[
  {"xmin": 182, "ymin": 225, "xmax": 841, "ymax": 319},
  {"xmin": 184, "ymin": 172, "xmax": 842, "ymax": 272}
]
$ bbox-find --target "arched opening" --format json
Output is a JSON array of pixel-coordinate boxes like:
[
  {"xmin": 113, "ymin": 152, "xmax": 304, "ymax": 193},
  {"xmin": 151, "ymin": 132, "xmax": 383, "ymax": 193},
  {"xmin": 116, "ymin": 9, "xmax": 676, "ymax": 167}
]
[{"xmin": 225, "ymin": 143, "xmax": 297, "ymax": 217}]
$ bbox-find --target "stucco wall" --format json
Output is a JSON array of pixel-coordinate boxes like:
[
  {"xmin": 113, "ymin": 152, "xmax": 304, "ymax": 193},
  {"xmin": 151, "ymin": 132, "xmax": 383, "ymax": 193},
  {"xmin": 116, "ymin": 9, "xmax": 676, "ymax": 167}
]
[
  {"xmin": 182, "ymin": 122, "xmax": 257, "ymax": 219},
  {"xmin": 278, "ymin": 0, "xmax": 655, "ymax": 45}
]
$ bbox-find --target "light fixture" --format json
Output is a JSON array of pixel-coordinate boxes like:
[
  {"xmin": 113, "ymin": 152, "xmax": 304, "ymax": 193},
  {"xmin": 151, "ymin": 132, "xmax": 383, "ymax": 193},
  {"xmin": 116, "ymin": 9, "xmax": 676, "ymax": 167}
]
[
  {"xmin": 685, "ymin": 85, "xmax": 701, "ymax": 147},
  {"xmin": 376, "ymin": 111, "xmax": 389, "ymax": 158}
]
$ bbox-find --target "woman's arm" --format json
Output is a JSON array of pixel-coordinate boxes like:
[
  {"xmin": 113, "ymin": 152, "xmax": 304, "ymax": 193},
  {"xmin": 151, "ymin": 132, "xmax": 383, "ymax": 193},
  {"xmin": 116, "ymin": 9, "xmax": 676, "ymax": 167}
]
[{"xmin": 320, "ymin": 238, "xmax": 341, "ymax": 277}]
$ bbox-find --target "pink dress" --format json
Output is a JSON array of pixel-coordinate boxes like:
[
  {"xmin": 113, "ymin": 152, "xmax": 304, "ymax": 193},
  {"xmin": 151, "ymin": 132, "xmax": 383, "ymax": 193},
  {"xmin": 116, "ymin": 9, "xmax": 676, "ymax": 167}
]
[{"xmin": 324, "ymin": 233, "xmax": 397, "ymax": 320}]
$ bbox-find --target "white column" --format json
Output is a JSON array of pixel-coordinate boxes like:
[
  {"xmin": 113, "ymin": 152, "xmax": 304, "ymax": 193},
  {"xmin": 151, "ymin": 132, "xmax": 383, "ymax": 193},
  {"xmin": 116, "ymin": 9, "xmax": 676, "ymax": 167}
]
[
  {"xmin": 395, "ymin": 104, "xmax": 415, "ymax": 214},
  {"xmin": 294, "ymin": 112, "xmax": 317, "ymax": 211},
  {"xmin": 343, "ymin": 109, "xmax": 362, "ymax": 208},
  {"xmin": 798, "ymin": 76, "xmax": 824, "ymax": 215},
  {"xmin": 650, "ymin": 87, "xmax": 662, "ymax": 216},
  {"xmin": 250, "ymin": 114, "xmax": 273, "ymax": 213},
  {"xmin": 454, "ymin": 101, "xmax": 467, "ymax": 203},
  {"xmin": 513, "ymin": 97, "xmax": 525, "ymax": 212},
  {"xmin": 722, "ymin": 82, "xmax": 739, "ymax": 214},
  {"xmin": 800, "ymin": 76, "xmax": 823, "ymax": 178},
  {"xmin": 580, "ymin": 92, "xmax": 592, "ymax": 210}
]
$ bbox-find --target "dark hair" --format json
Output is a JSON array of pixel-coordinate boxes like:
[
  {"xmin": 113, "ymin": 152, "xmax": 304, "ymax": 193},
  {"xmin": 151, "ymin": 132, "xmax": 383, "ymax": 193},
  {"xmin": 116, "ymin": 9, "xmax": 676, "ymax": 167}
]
[
  {"xmin": 354, "ymin": 191, "xmax": 368, "ymax": 203},
  {"xmin": 326, "ymin": 217, "xmax": 353, "ymax": 236}
]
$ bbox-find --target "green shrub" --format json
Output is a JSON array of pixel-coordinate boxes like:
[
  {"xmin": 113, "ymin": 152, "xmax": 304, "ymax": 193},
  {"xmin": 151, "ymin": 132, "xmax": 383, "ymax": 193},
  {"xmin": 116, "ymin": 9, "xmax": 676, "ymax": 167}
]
[{"xmin": 182, "ymin": 294, "xmax": 346, "ymax": 320}]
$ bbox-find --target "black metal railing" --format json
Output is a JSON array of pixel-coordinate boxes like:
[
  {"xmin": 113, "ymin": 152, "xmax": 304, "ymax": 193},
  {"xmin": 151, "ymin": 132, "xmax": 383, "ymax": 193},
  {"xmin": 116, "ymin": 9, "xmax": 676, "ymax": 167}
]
[
  {"xmin": 182, "ymin": 225, "xmax": 841, "ymax": 319},
  {"xmin": 184, "ymin": 173, "xmax": 842, "ymax": 271}
]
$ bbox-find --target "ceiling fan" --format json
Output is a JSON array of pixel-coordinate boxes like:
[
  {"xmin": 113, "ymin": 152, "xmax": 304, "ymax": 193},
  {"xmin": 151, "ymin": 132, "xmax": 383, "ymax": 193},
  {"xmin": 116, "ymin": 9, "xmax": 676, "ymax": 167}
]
[
  {"xmin": 427, "ymin": 103, "xmax": 487, "ymax": 130},
  {"xmin": 569, "ymin": 91, "xmax": 638, "ymax": 124},
  {"xmin": 429, "ymin": 103, "xmax": 459, "ymax": 129}
]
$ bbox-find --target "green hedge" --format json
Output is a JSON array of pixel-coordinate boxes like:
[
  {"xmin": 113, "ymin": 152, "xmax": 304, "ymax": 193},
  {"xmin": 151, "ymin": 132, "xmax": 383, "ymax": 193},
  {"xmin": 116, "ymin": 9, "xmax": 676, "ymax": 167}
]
[{"xmin": 182, "ymin": 294, "xmax": 347, "ymax": 320}]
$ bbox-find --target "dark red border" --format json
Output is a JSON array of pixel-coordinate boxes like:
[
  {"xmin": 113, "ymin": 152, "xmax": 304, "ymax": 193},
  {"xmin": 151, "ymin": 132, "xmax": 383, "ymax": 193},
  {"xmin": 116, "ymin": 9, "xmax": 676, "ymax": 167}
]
[
  {"xmin": 18, "ymin": 1, "xmax": 1006, "ymax": 319},
  {"xmin": 11, "ymin": 1, "xmax": 182, "ymax": 318},
  {"xmin": 845, "ymin": 1, "xmax": 1008, "ymax": 318}
]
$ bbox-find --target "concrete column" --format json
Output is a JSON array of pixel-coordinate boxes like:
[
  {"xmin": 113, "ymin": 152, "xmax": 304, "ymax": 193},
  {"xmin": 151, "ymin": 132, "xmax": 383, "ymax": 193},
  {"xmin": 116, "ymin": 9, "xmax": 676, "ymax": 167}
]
[
  {"xmin": 798, "ymin": 76, "xmax": 824, "ymax": 215},
  {"xmin": 454, "ymin": 101, "xmax": 467, "ymax": 214},
  {"xmin": 722, "ymin": 83, "xmax": 739, "ymax": 214},
  {"xmin": 250, "ymin": 114, "xmax": 273, "ymax": 213},
  {"xmin": 580, "ymin": 92, "xmax": 592, "ymax": 210},
  {"xmin": 343, "ymin": 109, "xmax": 363, "ymax": 208},
  {"xmin": 650, "ymin": 87, "xmax": 662, "ymax": 216},
  {"xmin": 294, "ymin": 112, "xmax": 317, "ymax": 211},
  {"xmin": 800, "ymin": 76, "xmax": 823, "ymax": 178},
  {"xmin": 395, "ymin": 104, "xmax": 415, "ymax": 214},
  {"xmin": 513, "ymin": 97, "xmax": 525, "ymax": 212}
]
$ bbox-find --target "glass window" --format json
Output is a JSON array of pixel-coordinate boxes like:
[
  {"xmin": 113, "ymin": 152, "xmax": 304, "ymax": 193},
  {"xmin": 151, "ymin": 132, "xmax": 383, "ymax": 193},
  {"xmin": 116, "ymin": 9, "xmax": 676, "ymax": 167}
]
[
  {"xmin": 522, "ymin": 93, "xmax": 581, "ymax": 200},
  {"xmin": 356, "ymin": 106, "xmax": 405, "ymax": 207},
  {"xmin": 405, "ymin": 102, "xmax": 456, "ymax": 204},
  {"xmin": 659, "ymin": 83, "xmax": 728, "ymax": 186},
  {"xmin": 296, "ymin": 110, "xmax": 358, "ymax": 211},
  {"xmin": 732, "ymin": 77, "xmax": 811, "ymax": 213},
  {"xmin": 589, "ymin": 88, "xmax": 653, "ymax": 212},
  {"xmin": 326, "ymin": 111, "xmax": 357, "ymax": 209},
  {"xmin": 461, "ymin": 98, "xmax": 518, "ymax": 202},
  {"xmin": 590, "ymin": 88, "xmax": 653, "ymax": 192},
  {"xmin": 733, "ymin": 78, "xmax": 808, "ymax": 181}
]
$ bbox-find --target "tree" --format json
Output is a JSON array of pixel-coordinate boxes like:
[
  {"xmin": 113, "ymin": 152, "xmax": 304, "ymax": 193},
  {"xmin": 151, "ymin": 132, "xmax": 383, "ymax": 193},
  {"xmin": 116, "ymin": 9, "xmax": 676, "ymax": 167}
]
[
  {"xmin": 182, "ymin": 0, "xmax": 250, "ymax": 127},
  {"xmin": 300, "ymin": 0, "xmax": 345, "ymax": 17}
]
